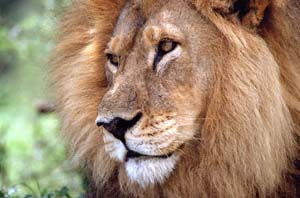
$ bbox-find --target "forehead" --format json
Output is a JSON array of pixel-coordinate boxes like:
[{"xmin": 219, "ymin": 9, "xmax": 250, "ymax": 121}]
[
  {"xmin": 145, "ymin": 1, "xmax": 191, "ymax": 25},
  {"xmin": 111, "ymin": 0, "xmax": 203, "ymax": 41}
]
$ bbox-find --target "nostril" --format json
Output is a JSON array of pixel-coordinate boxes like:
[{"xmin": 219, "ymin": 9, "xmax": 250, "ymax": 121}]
[
  {"xmin": 96, "ymin": 120, "xmax": 104, "ymax": 127},
  {"xmin": 100, "ymin": 112, "xmax": 143, "ymax": 142},
  {"xmin": 96, "ymin": 117, "xmax": 109, "ymax": 127},
  {"xmin": 96, "ymin": 116, "xmax": 113, "ymax": 127},
  {"xmin": 102, "ymin": 119, "xmax": 121, "ymax": 135}
]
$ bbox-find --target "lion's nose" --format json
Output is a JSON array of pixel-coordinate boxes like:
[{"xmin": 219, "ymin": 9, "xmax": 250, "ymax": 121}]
[{"xmin": 96, "ymin": 112, "xmax": 142, "ymax": 142}]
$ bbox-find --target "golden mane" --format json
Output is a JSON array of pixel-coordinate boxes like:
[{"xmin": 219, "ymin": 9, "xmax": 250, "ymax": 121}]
[{"xmin": 50, "ymin": 0, "xmax": 300, "ymax": 197}]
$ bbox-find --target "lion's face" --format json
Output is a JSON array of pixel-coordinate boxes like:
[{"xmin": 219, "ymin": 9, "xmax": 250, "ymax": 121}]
[
  {"xmin": 96, "ymin": 0, "xmax": 221, "ymax": 187},
  {"xmin": 53, "ymin": 0, "xmax": 300, "ymax": 196}
]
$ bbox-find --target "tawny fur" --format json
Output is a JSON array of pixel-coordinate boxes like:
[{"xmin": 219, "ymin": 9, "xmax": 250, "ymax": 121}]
[{"xmin": 50, "ymin": 0, "xmax": 300, "ymax": 197}]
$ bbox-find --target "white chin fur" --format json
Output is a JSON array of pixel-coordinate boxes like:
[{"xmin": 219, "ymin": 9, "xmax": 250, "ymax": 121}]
[
  {"xmin": 125, "ymin": 154, "xmax": 180, "ymax": 188},
  {"xmin": 103, "ymin": 131, "xmax": 180, "ymax": 187},
  {"xmin": 103, "ymin": 131, "xmax": 127, "ymax": 162}
]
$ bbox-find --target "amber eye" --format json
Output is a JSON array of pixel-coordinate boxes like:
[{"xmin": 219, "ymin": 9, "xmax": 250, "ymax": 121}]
[
  {"xmin": 158, "ymin": 40, "xmax": 177, "ymax": 53},
  {"xmin": 153, "ymin": 39, "xmax": 178, "ymax": 70},
  {"xmin": 106, "ymin": 53, "xmax": 120, "ymax": 67}
]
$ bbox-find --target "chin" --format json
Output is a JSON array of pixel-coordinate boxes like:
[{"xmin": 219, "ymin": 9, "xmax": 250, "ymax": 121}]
[
  {"xmin": 103, "ymin": 131, "xmax": 180, "ymax": 188},
  {"xmin": 124, "ymin": 153, "xmax": 180, "ymax": 188}
]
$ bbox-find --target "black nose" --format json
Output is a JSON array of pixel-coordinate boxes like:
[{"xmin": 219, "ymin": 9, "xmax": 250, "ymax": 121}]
[{"xmin": 97, "ymin": 113, "xmax": 142, "ymax": 142}]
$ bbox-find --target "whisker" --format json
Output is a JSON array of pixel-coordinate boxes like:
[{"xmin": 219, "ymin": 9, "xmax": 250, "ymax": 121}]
[
  {"xmin": 175, "ymin": 117, "xmax": 216, "ymax": 121},
  {"xmin": 105, "ymin": 148, "xmax": 116, "ymax": 153},
  {"xmin": 150, "ymin": 124, "xmax": 160, "ymax": 130},
  {"xmin": 103, "ymin": 141, "xmax": 114, "ymax": 145},
  {"xmin": 176, "ymin": 148, "xmax": 186, "ymax": 155}
]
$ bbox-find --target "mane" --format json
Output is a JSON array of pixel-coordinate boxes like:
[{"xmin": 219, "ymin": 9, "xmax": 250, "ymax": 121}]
[{"xmin": 50, "ymin": 0, "xmax": 300, "ymax": 197}]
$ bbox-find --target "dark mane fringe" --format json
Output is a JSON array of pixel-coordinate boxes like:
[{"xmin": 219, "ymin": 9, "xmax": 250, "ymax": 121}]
[{"xmin": 50, "ymin": 0, "xmax": 127, "ymax": 188}]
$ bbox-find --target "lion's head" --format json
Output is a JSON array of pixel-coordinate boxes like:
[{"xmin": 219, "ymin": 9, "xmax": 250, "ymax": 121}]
[
  {"xmin": 51, "ymin": 0, "xmax": 300, "ymax": 197},
  {"xmin": 96, "ymin": 0, "xmax": 221, "ymax": 187}
]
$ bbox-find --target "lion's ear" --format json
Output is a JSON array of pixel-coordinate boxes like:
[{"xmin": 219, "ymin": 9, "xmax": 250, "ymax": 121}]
[{"xmin": 211, "ymin": 0, "xmax": 271, "ymax": 29}]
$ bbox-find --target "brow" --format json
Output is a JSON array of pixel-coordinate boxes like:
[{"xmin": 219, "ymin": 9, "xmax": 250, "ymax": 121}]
[
  {"xmin": 142, "ymin": 24, "xmax": 185, "ymax": 46},
  {"xmin": 105, "ymin": 34, "xmax": 134, "ymax": 55},
  {"xmin": 105, "ymin": 36, "xmax": 121, "ymax": 54}
]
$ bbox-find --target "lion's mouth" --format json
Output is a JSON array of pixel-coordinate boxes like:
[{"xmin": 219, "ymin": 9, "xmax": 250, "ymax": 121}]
[
  {"xmin": 125, "ymin": 144, "xmax": 185, "ymax": 160},
  {"xmin": 126, "ymin": 149, "xmax": 174, "ymax": 160}
]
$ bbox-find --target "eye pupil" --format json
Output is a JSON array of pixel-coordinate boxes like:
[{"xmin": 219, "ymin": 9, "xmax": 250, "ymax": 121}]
[
  {"xmin": 107, "ymin": 54, "xmax": 119, "ymax": 67},
  {"xmin": 161, "ymin": 41, "xmax": 174, "ymax": 52},
  {"xmin": 159, "ymin": 40, "xmax": 177, "ymax": 54},
  {"xmin": 153, "ymin": 40, "xmax": 178, "ymax": 70},
  {"xmin": 111, "ymin": 56, "xmax": 118, "ymax": 65}
]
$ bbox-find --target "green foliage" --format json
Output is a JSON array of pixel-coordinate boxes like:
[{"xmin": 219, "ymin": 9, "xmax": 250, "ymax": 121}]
[
  {"xmin": 0, "ymin": 0, "xmax": 84, "ymax": 196},
  {"xmin": 0, "ymin": 185, "xmax": 85, "ymax": 198}
]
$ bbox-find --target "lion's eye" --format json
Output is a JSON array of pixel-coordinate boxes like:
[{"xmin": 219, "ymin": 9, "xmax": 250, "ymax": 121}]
[
  {"xmin": 154, "ymin": 39, "xmax": 178, "ymax": 70},
  {"xmin": 159, "ymin": 40, "xmax": 177, "ymax": 53},
  {"xmin": 106, "ymin": 53, "xmax": 120, "ymax": 67}
]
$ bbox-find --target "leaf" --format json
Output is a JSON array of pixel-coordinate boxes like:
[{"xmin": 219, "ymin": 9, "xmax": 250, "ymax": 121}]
[
  {"xmin": 42, "ymin": 192, "xmax": 54, "ymax": 198},
  {"xmin": 77, "ymin": 193, "xmax": 85, "ymax": 198},
  {"xmin": 0, "ymin": 190, "xmax": 6, "ymax": 198},
  {"xmin": 56, "ymin": 187, "xmax": 71, "ymax": 198}
]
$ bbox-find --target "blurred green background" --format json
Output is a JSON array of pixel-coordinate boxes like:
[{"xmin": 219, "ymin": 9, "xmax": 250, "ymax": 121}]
[{"xmin": 0, "ymin": 0, "xmax": 84, "ymax": 197}]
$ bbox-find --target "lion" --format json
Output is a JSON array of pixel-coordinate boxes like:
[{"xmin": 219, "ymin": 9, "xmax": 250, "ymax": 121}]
[{"xmin": 50, "ymin": 0, "xmax": 300, "ymax": 197}]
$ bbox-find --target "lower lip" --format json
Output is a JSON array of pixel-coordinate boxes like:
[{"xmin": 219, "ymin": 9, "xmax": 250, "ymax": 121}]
[{"xmin": 126, "ymin": 150, "xmax": 174, "ymax": 161}]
